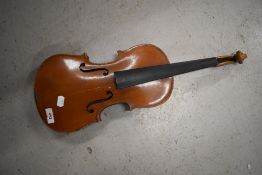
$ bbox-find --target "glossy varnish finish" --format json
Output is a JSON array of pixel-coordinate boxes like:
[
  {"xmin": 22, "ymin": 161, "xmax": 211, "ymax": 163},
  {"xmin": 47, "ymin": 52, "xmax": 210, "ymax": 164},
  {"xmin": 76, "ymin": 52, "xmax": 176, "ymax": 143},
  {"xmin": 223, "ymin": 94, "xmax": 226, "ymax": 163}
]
[{"xmin": 34, "ymin": 44, "xmax": 173, "ymax": 132}]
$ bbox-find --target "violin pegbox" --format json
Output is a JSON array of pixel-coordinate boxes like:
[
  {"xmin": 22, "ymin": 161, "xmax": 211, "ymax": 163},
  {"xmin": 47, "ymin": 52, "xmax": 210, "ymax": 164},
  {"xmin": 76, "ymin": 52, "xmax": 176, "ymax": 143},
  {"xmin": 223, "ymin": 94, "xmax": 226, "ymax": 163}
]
[{"xmin": 217, "ymin": 50, "xmax": 247, "ymax": 66}]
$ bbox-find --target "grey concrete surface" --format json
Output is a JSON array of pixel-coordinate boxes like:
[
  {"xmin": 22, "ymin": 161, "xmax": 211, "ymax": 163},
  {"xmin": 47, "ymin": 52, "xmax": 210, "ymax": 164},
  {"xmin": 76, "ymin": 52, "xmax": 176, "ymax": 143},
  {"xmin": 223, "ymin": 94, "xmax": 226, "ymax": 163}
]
[{"xmin": 0, "ymin": 0, "xmax": 262, "ymax": 174}]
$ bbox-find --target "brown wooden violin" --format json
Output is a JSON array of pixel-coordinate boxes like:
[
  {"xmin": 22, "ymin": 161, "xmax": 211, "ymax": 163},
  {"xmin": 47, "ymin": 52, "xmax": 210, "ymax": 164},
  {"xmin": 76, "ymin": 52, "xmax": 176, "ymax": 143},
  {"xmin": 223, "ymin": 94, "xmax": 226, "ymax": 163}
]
[{"xmin": 34, "ymin": 44, "xmax": 247, "ymax": 132}]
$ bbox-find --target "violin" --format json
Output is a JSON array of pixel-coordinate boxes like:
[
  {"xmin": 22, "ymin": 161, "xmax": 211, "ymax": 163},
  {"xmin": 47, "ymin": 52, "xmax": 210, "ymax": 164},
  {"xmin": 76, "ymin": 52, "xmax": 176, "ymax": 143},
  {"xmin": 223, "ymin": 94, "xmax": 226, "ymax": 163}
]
[{"xmin": 34, "ymin": 44, "xmax": 247, "ymax": 132}]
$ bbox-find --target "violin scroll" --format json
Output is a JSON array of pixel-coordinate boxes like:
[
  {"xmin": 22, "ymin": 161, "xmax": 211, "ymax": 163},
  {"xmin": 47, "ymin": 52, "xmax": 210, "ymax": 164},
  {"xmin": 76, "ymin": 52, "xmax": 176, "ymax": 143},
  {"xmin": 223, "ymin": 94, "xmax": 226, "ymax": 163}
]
[{"xmin": 234, "ymin": 50, "xmax": 247, "ymax": 64}]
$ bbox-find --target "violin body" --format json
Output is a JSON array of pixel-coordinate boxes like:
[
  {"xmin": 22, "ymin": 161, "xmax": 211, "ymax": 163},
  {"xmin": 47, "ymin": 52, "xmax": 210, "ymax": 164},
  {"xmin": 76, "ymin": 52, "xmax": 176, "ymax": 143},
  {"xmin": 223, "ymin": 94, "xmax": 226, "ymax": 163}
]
[{"xmin": 35, "ymin": 44, "xmax": 173, "ymax": 132}]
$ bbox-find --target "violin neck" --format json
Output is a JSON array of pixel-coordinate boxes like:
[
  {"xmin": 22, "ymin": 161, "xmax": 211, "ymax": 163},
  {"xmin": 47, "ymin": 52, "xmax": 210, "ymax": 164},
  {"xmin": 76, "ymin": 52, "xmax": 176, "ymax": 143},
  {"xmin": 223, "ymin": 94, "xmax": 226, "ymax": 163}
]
[{"xmin": 114, "ymin": 51, "xmax": 247, "ymax": 89}]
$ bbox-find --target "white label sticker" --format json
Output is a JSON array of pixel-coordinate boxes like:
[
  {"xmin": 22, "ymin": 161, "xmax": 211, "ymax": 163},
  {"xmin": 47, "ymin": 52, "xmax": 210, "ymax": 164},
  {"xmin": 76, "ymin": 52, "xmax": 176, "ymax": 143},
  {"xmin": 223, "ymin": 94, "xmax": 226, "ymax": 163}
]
[
  {"xmin": 57, "ymin": 96, "xmax": 65, "ymax": 107},
  {"xmin": 45, "ymin": 108, "xmax": 55, "ymax": 124}
]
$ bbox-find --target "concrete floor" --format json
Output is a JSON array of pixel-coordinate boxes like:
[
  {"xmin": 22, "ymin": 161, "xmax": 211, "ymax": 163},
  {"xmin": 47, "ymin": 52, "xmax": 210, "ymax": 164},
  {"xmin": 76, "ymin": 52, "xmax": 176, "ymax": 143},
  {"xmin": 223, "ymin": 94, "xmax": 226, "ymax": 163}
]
[{"xmin": 0, "ymin": 0, "xmax": 262, "ymax": 174}]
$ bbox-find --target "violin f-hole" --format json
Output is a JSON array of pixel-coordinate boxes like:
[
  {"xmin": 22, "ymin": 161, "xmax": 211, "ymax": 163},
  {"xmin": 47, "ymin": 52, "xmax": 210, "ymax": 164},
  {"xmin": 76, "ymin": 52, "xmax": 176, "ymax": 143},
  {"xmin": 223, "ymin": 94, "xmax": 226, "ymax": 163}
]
[
  {"xmin": 79, "ymin": 63, "xmax": 109, "ymax": 76},
  {"xmin": 86, "ymin": 91, "xmax": 113, "ymax": 113}
]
